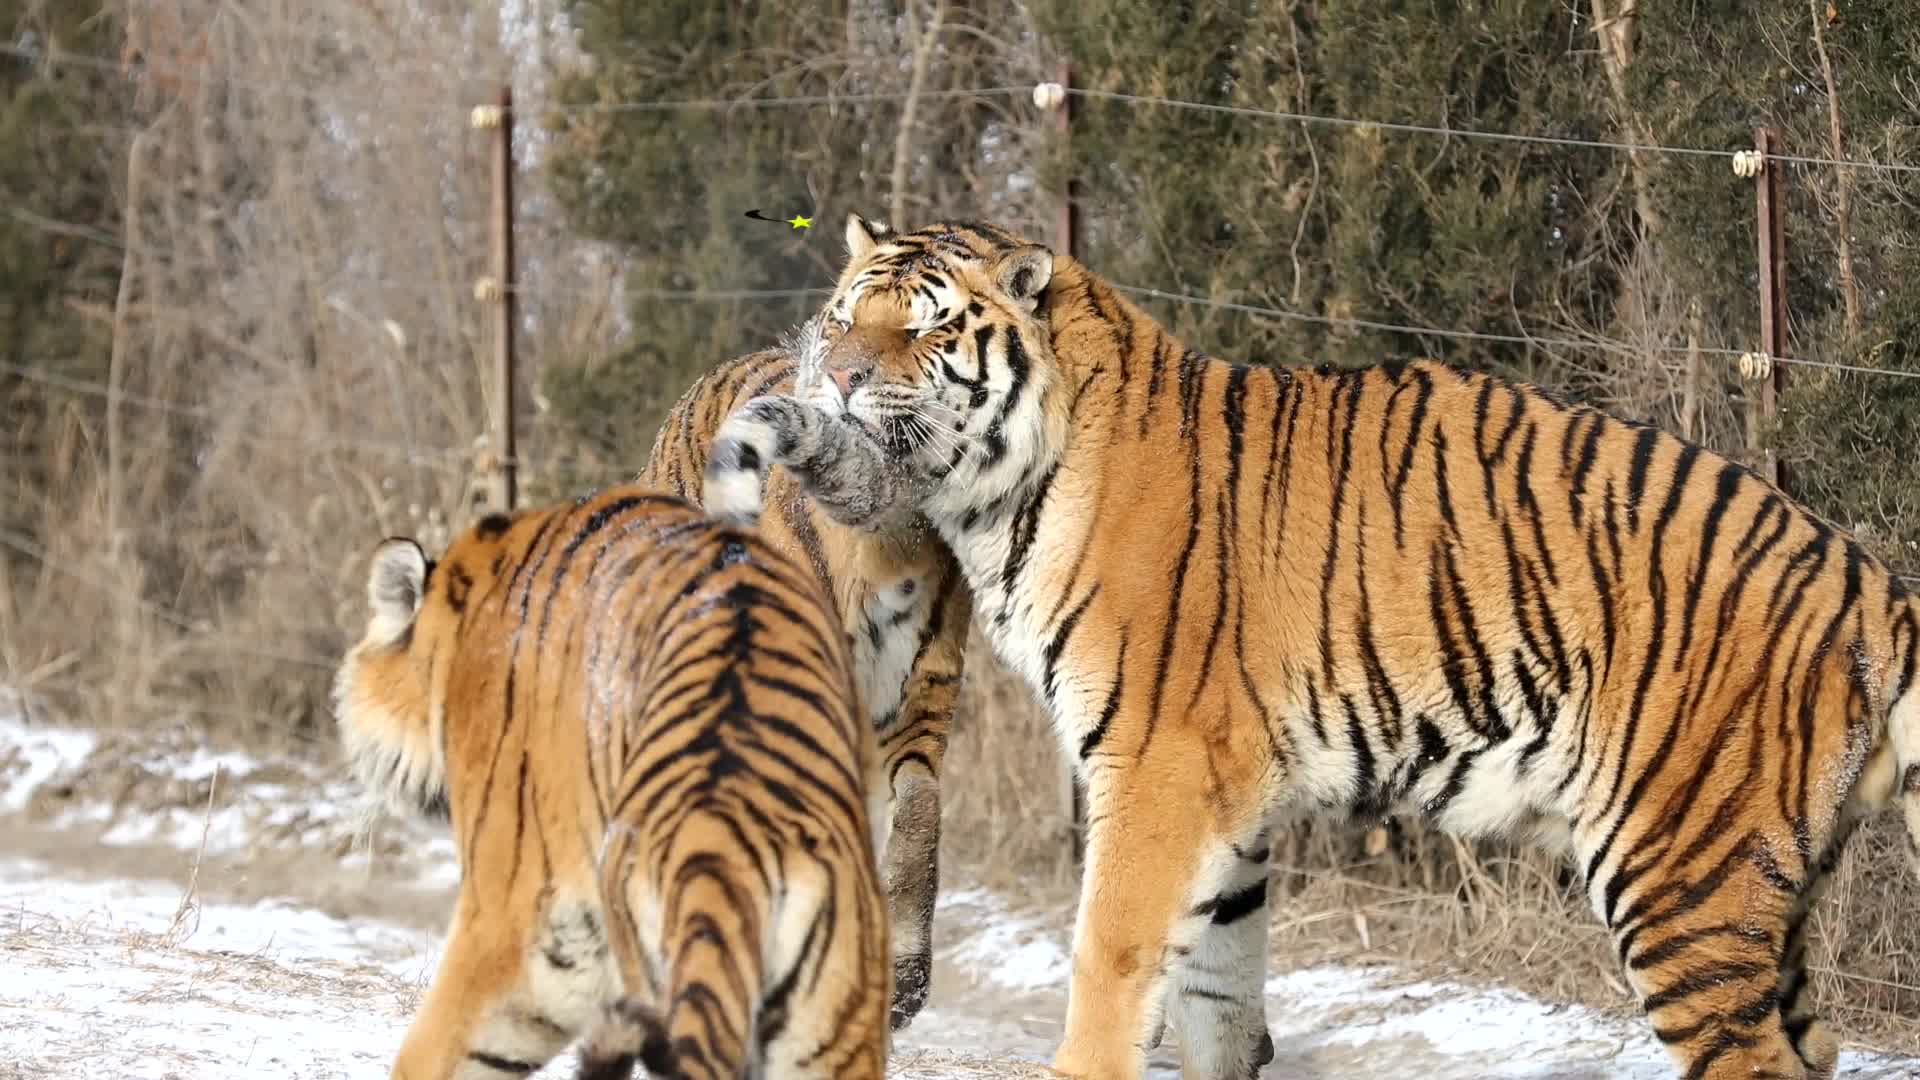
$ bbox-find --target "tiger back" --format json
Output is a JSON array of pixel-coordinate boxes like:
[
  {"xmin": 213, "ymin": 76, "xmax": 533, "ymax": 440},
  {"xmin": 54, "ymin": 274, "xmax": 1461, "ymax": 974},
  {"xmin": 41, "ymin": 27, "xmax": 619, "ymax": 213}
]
[
  {"xmin": 332, "ymin": 486, "xmax": 889, "ymax": 1080},
  {"xmin": 640, "ymin": 339, "xmax": 971, "ymax": 1027},
  {"xmin": 711, "ymin": 215, "xmax": 1920, "ymax": 1080}
]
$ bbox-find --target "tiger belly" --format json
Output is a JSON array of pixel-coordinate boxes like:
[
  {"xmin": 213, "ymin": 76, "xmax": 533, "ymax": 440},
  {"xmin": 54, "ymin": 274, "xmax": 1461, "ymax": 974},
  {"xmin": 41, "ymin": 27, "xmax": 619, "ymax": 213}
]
[
  {"xmin": 1279, "ymin": 696, "xmax": 1584, "ymax": 849},
  {"xmin": 850, "ymin": 572, "xmax": 935, "ymax": 728}
]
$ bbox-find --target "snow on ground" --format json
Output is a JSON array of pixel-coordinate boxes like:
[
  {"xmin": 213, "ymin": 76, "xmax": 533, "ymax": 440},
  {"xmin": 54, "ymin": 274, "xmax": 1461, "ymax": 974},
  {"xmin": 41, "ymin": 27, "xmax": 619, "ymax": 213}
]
[
  {"xmin": 5, "ymin": 857, "xmax": 1917, "ymax": 1079},
  {"xmin": 0, "ymin": 857, "xmax": 439, "ymax": 1080},
  {"xmin": 0, "ymin": 711, "xmax": 96, "ymax": 814},
  {"xmin": 3, "ymin": 711, "xmax": 1917, "ymax": 1079},
  {"xmin": 914, "ymin": 891, "xmax": 1920, "ymax": 1080}
]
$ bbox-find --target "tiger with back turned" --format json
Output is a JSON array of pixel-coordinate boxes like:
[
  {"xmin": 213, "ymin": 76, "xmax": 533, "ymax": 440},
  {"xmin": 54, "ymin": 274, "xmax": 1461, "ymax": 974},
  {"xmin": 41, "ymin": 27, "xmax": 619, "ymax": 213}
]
[
  {"xmin": 706, "ymin": 215, "xmax": 1920, "ymax": 1080},
  {"xmin": 332, "ymin": 486, "xmax": 889, "ymax": 1080},
  {"xmin": 639, "ymin": 316, "xmax": 972, "ymax": 1029}
]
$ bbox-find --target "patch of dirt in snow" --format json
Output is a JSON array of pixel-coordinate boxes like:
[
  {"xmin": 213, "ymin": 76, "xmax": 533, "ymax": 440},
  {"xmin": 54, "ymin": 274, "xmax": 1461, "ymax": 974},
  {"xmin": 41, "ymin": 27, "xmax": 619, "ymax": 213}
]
[{"xmin": 9, "ymin": 715, "xmax": 456, "ymax": 873}]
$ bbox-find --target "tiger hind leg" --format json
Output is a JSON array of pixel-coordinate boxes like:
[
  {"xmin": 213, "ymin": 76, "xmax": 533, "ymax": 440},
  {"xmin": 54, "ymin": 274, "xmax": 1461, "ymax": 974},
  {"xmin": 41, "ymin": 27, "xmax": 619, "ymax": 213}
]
[
  {"xmin": 1776, "ymin": 827, "xmax": 1857, "ymax": 1080},
  {"xmin": 758, "ymin": 870, "xmax": 892, "ymax": 1080},
  {"xmin": 1778, "ymin": 898, "xmax": 1838, "ymax": 1080},
  {"xmin": 1166, "ymin": 832, "xmax": 1276, "ymax": 1080},
  {"xmin": 881, "ymin": 759, "xmax": 942, "ymax": 1030},
  {"xmin": 1605, "ymin": 848, "xmax": 1813, "ymax": 1080},
  {"xmin": 394, "ymin": 887, "xmax": 609, "ymax": 1080}
]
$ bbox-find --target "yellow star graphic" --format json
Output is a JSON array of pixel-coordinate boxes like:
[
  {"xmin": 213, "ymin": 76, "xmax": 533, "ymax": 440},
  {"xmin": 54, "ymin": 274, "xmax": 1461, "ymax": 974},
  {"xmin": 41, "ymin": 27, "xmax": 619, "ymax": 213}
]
[{"xmin": 787, "ymin": 214, "xmax": 814, "ymax": 230}]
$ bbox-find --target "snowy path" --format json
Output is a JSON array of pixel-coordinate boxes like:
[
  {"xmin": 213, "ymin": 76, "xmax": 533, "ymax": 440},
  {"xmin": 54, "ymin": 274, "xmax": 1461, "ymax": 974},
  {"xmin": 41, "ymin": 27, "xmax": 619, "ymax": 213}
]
[{"xmin": 2, "ymin": 712, "xmax": 1916, "ymax": 1079}]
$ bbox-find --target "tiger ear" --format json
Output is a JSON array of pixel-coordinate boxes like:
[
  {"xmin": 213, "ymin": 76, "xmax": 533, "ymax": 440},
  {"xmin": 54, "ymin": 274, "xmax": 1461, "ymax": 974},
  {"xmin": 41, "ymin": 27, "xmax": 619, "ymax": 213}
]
[
  {"xmin": 993, "ymin": 244, "xmax": 1054, "ymax": 311},
  {"xmin": 366, "ymin": 538, "xmax": 429, "ymax": 646},
  {"xmin": 845, "ymin": 213, "xmax": 893, "ymax": 260}
]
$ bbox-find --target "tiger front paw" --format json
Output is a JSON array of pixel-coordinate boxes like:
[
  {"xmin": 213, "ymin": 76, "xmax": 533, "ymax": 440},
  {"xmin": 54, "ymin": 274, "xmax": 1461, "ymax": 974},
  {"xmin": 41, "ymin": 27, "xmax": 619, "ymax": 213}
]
[{"xmin": 703, "ymin": 396, "xmax": 796, "ymax": 526}]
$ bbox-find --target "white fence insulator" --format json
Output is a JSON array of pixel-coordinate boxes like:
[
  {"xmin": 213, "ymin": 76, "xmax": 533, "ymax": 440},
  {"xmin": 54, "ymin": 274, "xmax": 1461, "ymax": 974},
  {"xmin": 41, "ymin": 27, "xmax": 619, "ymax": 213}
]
[
  {"xmin": 1732, "ymin": 149, "xmax": 1765, "ymax": 178},
  {"xmin": 473, "ymin": 277, "xmax": 503, "ymax": 303},
  {"xmin": 1737, "ymin": 351, "xmax": 1774, "ymax": 380},
  {"xmin": 469, "ymin": 104, "xmax": 504, "ymax": 130},
  {"xmin": 1032, "ymin": 82, "xmax": 1066, "ymax": 110}
]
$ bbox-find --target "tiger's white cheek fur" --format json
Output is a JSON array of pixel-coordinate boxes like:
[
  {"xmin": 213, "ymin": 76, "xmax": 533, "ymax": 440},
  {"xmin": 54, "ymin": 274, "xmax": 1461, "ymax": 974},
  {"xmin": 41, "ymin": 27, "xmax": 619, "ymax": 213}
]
[{"xmin": 333, "ymin": 656, "xmax": 445, "ymax": 820}]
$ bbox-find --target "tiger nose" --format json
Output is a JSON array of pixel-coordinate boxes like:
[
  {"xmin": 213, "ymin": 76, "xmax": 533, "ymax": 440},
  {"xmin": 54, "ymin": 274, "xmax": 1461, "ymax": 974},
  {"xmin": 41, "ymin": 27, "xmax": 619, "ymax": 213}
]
[{"xmin": 828, "ymin": 359, "xmax": 873, "ymax": 399}]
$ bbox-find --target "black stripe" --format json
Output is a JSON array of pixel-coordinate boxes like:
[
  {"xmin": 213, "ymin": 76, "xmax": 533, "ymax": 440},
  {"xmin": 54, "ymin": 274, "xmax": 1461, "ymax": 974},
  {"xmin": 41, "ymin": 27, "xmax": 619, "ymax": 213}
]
[
  {"xmin": 1141, "ymin": 362, "xmax": 1210, "ymax": 752},
  {"xmin": 1386, "ymin": 367, "xmax": 1434, "ymax": 549},
  {"xmin": 1565, "ymin": 411, "xmax": 1605, "ymax": 528},
  {"xmin": 1317, "ymin": 374, "xmax": 1366, "ymax": 684},
  {"xmin": 1342, "ymin": 694, "xmax": 1378, "ymax": 806},
  {"xmin": 1001, "ymin": 464, "xmax": 1060, "ymax": 599},
  {"xmin": 1208, "ymin": 879, "xmax": 1269, "ymax": 926},
  {"xmin": 1081, "ymin": 631, "xmax": 1129, "ymax": 759},
  {"xmin": 468, "ymin": 1052, "xmax": 541, "ymax": 1075},
  {"xmin": 1512, "ymin": 421, "xmax": 1558, "ymax": 586},
  {"xmin": 1043, "ymin": 586, "xmax": 1099, "ymax": 706},
  {"xmin": 1673, "ymin": 463, "xmax": 1745, "ymax": 668},
  {"xmin": 1623, "ymin": 426, "xmax": 1660, "ymax": 533}
]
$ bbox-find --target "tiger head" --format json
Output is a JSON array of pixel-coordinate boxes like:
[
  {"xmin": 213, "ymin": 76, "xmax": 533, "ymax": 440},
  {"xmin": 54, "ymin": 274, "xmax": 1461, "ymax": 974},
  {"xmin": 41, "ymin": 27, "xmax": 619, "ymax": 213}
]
[
  {"xmin": 801, "ymin": 215, "xmax": 1072, "ymax": 521},
  {"xmin": 332, "ymin": 533, "xmax": 455, "ymax": 822}
]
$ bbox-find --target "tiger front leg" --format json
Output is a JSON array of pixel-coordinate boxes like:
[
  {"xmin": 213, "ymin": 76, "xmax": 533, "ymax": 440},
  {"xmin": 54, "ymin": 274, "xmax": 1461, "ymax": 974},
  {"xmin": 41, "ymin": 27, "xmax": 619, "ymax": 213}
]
[
  {"xmin": 705, "ymin": 394, "xmax": 917, "ymax": 532},
  {"xmin": 1053, "ymin": 748, "xmax": 1261, "ymax": 1080},
  {"xmin": 1166, "ymin": 832, "xmax": 1275, "ymax": 1080}
]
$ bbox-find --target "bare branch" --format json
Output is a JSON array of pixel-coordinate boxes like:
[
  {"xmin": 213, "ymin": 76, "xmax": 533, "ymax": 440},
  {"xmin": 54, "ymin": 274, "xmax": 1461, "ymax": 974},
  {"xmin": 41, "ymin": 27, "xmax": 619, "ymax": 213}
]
[{"xmin": 890, "ymin": 0, "xmax": 948, "ymax": 227}]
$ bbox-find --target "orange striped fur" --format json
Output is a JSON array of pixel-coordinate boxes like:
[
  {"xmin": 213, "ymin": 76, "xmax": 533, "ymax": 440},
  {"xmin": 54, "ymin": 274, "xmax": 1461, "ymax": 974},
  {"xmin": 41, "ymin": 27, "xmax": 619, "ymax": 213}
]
[
  {"xmin": 714, "ymin": 215, "xmax": 1920, "ymax": 1080},
  {"xmin": 333, "ymin": 487, "xmax": 890, "ymax": 1080},
  {"xmin": 638, "ymin": 343, "xmax": 971, "ymax": 1028}
]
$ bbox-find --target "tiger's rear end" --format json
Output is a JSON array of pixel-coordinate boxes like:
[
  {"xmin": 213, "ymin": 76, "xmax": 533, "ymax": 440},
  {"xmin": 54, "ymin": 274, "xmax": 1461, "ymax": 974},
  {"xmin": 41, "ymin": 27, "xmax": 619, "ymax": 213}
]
[
  {"xmin": 641, "ymin": 339, "xmax": 971, "ymax": 1028},
  {"xmin": 333, "ymin": 486, "xmax": 889, "ymax": 1080}
]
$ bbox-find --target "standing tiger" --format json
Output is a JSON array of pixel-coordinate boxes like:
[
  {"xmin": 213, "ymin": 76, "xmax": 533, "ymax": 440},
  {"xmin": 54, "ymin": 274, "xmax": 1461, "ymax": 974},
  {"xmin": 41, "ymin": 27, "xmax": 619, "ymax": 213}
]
[
  {"xmin": 639, "ymin": 318, "xmax": 972, "ymax": 1030},
  {"xmin": 332, "ymin": 486, "xmax": 890, "ymax": 1080},
  {"xmin": 706, "ymin": 215, "xmax": 1920, "ymax": 1080}
]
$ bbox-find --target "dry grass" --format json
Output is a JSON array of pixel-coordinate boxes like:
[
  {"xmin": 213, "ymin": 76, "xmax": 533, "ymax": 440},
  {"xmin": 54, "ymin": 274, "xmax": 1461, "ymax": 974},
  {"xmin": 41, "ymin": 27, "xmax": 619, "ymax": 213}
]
[
  {"xmin": 891, "ymin": 1050, "xmax": 1057, "ymax": 1080},
  {"xmin": 0, "ymin": 1, "xmax": 631, "ymax": 755}
]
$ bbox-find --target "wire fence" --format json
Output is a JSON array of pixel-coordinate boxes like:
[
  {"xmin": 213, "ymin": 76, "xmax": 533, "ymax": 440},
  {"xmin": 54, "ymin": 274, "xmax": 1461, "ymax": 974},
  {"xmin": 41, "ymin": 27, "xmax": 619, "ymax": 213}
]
[
  {"xmin": 7, "ymin": 41, "xmax": 1919, "ymax": 174},
  {"xmin": 3, "ymin": 41, "xmax": 1920, "ymax": 386},
  {"xmin": 9, "ymin": 38, "xmax": 1918, "ymax": 386}
]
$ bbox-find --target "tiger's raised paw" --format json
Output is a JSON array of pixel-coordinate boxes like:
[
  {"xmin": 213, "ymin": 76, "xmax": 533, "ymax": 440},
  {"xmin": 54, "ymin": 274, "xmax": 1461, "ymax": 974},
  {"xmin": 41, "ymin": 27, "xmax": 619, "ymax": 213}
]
[{"xmin": 703, "ymin": 395, "xmax": 800, "ymax": 526}]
